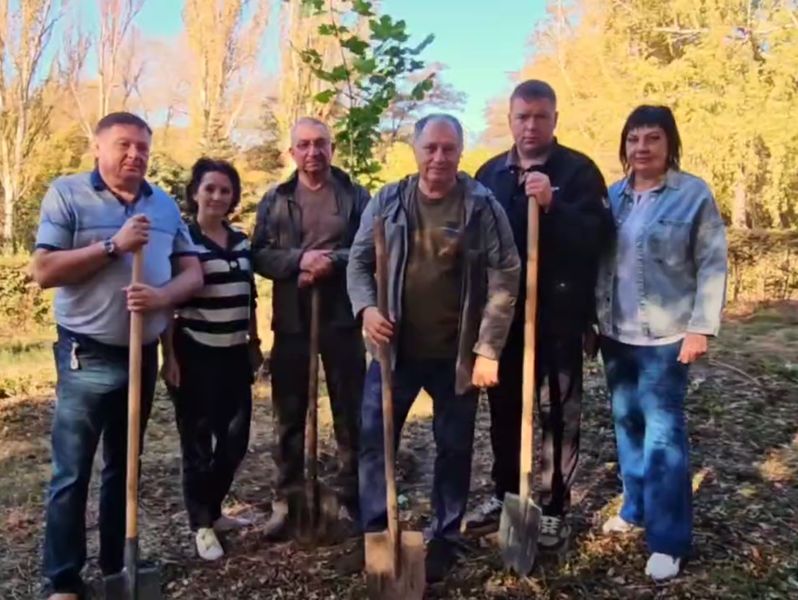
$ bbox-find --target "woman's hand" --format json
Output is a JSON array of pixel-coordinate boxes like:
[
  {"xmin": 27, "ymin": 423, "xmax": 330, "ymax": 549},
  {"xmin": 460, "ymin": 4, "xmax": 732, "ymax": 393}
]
[
  {"xmin": 678, "ymin": 333, "xmax": 708, "ymax": 364},
  {"xmin": 249, "ymin": 339, "xmax": 265, "ymax": 374},
  {"xmin": 161, "ymin": 353, "xmax": 180, "ymax": 388}
]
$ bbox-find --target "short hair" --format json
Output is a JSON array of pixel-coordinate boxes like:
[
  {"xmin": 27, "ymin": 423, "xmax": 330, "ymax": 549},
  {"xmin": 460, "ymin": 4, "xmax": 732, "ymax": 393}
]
[
  {"xmin": 94, "ymin": 112, "xmax": 152, "ymax": 135},
  {"xmin": 291, "ymin": 117, "xmax": 331, "ymax": 144},
  {"xmin": 619, "ymin": 105, "xmax": 682, "ymax": 173},
  {"xmin": 185, "ymin": 157, "xmax": 242, "ymax": 216},
  {"xmin": 510, "ymin": 80, "xmax": 557, "ymax": 107},
  {"xmin": 413, "ymin": 113, "xmax": 464, "ymax": 146}
]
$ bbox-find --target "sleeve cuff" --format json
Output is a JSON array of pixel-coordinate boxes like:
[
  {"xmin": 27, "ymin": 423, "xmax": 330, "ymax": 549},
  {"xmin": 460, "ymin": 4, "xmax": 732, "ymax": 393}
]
[
  {"xmin": 472, "ymin": 342, "xmax": 499, "ymax": 361},
  {"xmin": 352, "ymin": 301, "xmax": 375, "ymax": 320},
  {"xmin": 687, "ymin": 321, "xmax": 720, "ymax": 336}
]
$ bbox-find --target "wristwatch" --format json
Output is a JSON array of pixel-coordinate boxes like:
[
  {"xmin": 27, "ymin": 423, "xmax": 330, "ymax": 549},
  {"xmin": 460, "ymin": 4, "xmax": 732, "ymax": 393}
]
[{"xmin": 103, "ymin": 237, "xmax": 118, "ymax": 258}]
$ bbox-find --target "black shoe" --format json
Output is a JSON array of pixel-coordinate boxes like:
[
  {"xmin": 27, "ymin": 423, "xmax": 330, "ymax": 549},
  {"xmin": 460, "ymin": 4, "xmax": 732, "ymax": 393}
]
[
  {"xmin": 539, "ymin": 515, "xmax": 571, "ymax": 551},
  {"xmin": 462, "ymin": 496, "xmax": 503, "ymax": 536},
  {"xmin": 425, "ymin": 538, "xmax": 457, "ymax": 584},
  {"xmin": 263, "ymin": 499, "xmax": 292, "ymax": 542},
  {"xmin": 333, "ymin": 538, "xmax": 365, "ymax": 576}
]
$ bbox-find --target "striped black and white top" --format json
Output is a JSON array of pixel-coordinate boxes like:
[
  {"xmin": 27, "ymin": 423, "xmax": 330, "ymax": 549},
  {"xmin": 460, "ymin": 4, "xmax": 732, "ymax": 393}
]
[{"xmin": 176, "ymin": 222, "xmax": 257, "ymax": 348}]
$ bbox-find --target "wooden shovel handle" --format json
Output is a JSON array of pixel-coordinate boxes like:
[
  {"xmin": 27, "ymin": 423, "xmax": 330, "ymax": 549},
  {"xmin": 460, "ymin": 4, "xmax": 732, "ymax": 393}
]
[
  {"xmin": 126, "ymin": 249, "xmax": 144, "ymax": 539},
  {"xmin": 306, "ymin": 287, "xmax": 321, "ymax": 481},
  {"xmin": 520, "ymin": 200, "xmax": 539, "ymax": 501},
  {"xmin": 374, "ymin": 217, "xmax": 399, "ymax": 548}
]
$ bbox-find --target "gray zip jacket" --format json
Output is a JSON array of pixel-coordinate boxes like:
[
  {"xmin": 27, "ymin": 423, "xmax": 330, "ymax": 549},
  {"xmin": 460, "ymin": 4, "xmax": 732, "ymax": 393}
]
[
  {"xmin": 347, "ymin": 172, "xmax": 521, "ymax": 395},
  {"xmin": 596, "ymin": 169, "xmax": 728, "ymax": 339}
]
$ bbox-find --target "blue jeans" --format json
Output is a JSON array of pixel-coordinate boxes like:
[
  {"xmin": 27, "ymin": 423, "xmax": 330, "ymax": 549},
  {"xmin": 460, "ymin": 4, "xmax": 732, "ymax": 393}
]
[
  {"xmin": 43, "ymin": 327, "xmax": 157, "ymax": 594},
  {"xmin": 601, "ymin": 337, "xmax": 692, "ymax": 558},
  {"xmin": 359, "ymin": 358, "xmax": 478, "ymax": 541}
]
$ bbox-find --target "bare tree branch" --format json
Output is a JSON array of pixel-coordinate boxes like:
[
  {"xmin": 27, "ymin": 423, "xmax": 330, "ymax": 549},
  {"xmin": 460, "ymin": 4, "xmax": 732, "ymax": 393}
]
[{"xmin": 0, "ymin": 0, "xmax": 62, "ymax": 251}]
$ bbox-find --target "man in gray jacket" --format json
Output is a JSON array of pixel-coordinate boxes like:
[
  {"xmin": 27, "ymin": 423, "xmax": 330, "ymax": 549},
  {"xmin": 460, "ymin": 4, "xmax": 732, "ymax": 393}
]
[{"xmin": 347, "ymin": 114, "xmax": 520, "ymax": 583}]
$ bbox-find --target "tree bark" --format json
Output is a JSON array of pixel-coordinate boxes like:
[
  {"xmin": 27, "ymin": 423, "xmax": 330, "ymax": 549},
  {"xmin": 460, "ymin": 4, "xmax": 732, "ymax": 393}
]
[{"xmin": 732, "ymin": 174, "xmax": 748, "ymax": 229}]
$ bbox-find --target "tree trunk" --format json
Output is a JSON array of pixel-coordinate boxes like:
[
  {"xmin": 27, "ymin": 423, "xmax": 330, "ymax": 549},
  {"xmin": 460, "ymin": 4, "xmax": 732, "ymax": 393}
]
[
  {"xmin": 732, "ymin": 175, "xmax": 748, "ymax": 229},
  {"xmin": 2, "ymin": 186, "xmax": 14, "ymax": 252}
]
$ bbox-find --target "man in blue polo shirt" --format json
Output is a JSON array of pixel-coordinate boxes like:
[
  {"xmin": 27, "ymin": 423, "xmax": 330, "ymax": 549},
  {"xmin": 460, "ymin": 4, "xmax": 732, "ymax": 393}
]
[{"xmin": 31, "ymin": 112, "xmax": 202, "ymax": 600}]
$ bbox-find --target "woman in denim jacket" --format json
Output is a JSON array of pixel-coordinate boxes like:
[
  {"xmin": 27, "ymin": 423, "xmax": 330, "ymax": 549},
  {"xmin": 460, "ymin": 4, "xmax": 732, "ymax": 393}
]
[{"xmin": 595, "ymin": 105, "xmax": 727, "ymax": 581}]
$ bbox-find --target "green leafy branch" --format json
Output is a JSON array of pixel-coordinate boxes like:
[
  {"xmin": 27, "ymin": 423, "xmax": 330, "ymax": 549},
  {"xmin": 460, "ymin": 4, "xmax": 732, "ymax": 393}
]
[{"xmin": 299, "ymin": 0, "xmax": 434, "ymax": 188}]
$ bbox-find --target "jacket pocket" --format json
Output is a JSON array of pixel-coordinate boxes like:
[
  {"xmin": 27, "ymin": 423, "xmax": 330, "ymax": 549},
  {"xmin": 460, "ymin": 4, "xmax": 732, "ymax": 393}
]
[{"xmin": 648, "ymin": 219, "xmax": 691, "ymax": 267}]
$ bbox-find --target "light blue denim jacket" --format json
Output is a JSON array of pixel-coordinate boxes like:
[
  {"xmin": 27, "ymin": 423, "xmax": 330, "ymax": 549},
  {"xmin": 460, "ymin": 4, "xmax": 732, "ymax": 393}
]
[{"xmin": 596, "ymin": 170, "xmax": 728, "ymax": 340}]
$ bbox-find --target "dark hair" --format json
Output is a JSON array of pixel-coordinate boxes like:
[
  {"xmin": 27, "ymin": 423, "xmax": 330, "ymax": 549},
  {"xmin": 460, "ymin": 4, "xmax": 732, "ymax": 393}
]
[
  {"xmin": 619, "ymin": 105, "xmax": 682, "ymax": 173},
  {"xmin": 413, "ymin": 113, "xmax": 464, "ymax": 146},
  {"xmin": 510, "ymin": 80, "xmax": 557, "ymax": 107},
  {"xmin": 94, "ymin": 112, "xmax": 152, "ymax": 135},
  {"xmin": 185, "ymin": 158, "xmax": 242, "ymax": 216}
]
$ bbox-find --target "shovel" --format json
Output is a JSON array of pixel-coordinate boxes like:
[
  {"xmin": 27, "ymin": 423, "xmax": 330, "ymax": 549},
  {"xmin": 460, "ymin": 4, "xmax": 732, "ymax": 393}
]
[
  {"xmin": 294, "ymin": 285, "xmax": 343, "ymax": 546},
  {"xmin": 104, "ymin": 249, "xmax": 161, "ymax": 599},
  {"xmin": 498, "ymin": 197, "xmax": 542, "ymax": 576},
  {"xmin": 364, "ymin": 216, "xmax": 425, "ymax": 600}
]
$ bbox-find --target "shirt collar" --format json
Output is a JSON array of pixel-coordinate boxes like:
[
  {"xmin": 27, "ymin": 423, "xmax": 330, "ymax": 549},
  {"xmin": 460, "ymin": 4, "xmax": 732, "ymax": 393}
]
[
  {"xmin": 91, "ymin": 168, "xmax": 154, "ymax": 198},
  {"xmin": 189, "ymin": 219, "xmax": 246, "ymax": 251},
  {"xmin": 620, "ymin": 168, "xmax": 682, "ymax": 198},
  {"xmin": 504, "ymin": 147, "xmax": 521, "ymax": 169},
  {"xmin": 502, "ymin": 140, "xmax": 558, "ymax": 173}
]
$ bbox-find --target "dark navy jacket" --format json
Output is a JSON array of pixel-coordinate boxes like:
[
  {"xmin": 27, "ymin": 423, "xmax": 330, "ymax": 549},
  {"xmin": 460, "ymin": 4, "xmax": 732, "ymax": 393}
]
[{"xmin": 476, "ymin": 142, "xmax": 614, "ymax": 334}]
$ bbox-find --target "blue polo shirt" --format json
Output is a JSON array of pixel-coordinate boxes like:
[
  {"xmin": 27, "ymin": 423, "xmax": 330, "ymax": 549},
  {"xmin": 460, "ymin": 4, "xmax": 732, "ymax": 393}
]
[{"xmin": 35, "ymin": 170, "xmax": 197, "ymax": 346}]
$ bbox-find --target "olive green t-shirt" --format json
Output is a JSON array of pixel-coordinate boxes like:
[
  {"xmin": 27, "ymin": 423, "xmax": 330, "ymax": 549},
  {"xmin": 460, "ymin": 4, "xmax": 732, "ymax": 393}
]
[
  {"xmin": 296, "ymin": 180, "xmax": 347, "ymax": 250},
  {"xmin": 400, "ymin": 184, "xmax": 465, "ymax": 360}
]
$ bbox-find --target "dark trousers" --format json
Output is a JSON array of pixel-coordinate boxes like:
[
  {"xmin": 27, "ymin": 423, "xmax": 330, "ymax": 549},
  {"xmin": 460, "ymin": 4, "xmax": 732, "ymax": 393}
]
[
  {"xmin": 487, "ymin": 326, "xmax": 583, "ymax": 516},
  {"xmin": 43, "ymin": 327, "xmax": 158, "ymax": 594},
  {"xmin": 172, "ymin": 330, "xmax": 252, "ymax": 530},
  {"xmin": 359, "ymin": 358, "xmax": 479, "ymax": 540},
  {"xmin": 601, "ymin": 338, "xmax": 692, "ymax": 557},
  {"xmin": 269, "ymin": 326, "xmax": 365, "ymax": 508}
]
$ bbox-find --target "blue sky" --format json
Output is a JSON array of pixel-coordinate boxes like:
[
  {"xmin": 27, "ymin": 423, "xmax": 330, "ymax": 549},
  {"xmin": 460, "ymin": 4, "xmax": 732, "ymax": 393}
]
[{"xmin": 132, "ymin": 0, "xmax": 547, "ymax": 136}]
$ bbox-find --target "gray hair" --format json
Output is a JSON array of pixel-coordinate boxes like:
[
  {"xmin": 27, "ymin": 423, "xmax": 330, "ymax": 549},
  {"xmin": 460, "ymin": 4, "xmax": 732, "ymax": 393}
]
[
  {"xmin": 290, "ymin": 116, "xmax": 331, "ymax": 144},
  {"xmin": 413, "ymin": 113, "xmax": 464, "ymax": 147}
]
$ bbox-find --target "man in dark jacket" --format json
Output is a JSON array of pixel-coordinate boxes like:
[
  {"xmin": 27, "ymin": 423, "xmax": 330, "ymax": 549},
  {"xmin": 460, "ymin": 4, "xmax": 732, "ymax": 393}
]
[
  {"xmin": 463, "ymin": 80, "xmax": 614, "ymax": 550},
  {"xmin": 348, "ymin": 114, "xmax": 520, "ymax": 582},
  {"xmin": 252, "ymin": 117, "xmax": 369, "ymax": 539}
]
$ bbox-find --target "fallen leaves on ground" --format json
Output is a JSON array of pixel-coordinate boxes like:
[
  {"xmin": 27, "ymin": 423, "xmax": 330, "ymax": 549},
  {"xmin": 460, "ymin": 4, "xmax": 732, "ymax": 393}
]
[{"xmin": 1, "ymin": 305, "xmax": 797, "ymax": 599}]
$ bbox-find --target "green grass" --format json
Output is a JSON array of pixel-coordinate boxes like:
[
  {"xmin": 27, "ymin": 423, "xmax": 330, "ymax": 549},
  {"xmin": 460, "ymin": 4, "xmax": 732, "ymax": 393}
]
[{"xmin": 0, "ymin": 329, "xmax": 55, "ymax": 399}]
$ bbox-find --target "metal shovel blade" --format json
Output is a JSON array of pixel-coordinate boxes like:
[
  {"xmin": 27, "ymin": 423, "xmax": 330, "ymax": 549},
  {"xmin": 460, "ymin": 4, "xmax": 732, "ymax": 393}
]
[
  {"xmin": 498, "ymin": 491, "xmax": 541, "ymax": 576},
  {"xmin": 103, "ymin": 561, "xmax": 161, "ymax": 600},
  {"xmin": 364, "ymin": 530, "xmax": 425, "ymax": 600},
  {"xmin": 293, "ymin": 481, "xmax": 344, "ymax": 547}
]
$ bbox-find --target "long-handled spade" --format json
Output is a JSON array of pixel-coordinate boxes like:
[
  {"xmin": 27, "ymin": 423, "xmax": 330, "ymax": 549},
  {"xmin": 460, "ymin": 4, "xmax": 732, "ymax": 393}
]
[
  {"xmin": 104, "ymin": 249, "xmax": 161, "ymax": 600},
  {"xmin": 498, "ymin": 198, "xmax": 542, "ymax": 576},
  {"xmin": 294, "ymin": 286, "xmax": 343, "ymax": 546},
  {"xmin": 363, "ymin": 216, "xmax": 425, "ymax": 600}
]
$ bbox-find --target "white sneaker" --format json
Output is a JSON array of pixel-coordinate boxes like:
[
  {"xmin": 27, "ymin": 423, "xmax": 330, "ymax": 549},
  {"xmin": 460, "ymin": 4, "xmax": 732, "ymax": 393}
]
[
  {"xmin": 213, "ymin": 514, "xmax": 252, "ymax": 532},
  {"xmin": 462, "ymin": 496, "xmax": 504, "ymax": 534},
  {"xmin": 602, "ymin": 514, "xmax": 638, "ymax": 535},
  {"xmin": 645, "ymin": 552, "xmax": 681, "ymax": 581},
  {"xmin": 195, "ymin": 527, "xmax": 224, "ymax": 561}
]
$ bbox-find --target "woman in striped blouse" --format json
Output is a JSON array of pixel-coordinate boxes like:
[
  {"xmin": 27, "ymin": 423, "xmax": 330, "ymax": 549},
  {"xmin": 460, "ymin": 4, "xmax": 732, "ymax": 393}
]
[{"xmin": 161, "ymin": 158, "xmax": 262, "ymax": 561}]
